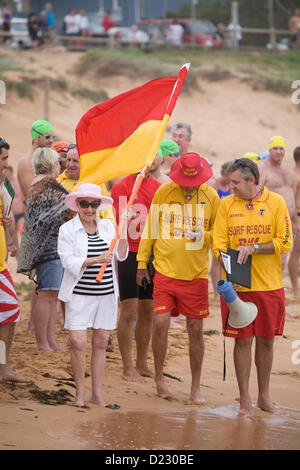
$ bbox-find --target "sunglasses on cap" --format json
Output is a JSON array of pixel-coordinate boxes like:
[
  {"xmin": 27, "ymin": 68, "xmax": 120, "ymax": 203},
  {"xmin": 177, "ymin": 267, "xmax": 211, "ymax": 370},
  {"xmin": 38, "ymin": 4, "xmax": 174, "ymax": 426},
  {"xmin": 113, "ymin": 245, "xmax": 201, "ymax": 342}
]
[
  {"xmin": 171, "ymin": 152, "xmax": 180, "ymax": 158},
  {"xmin": 233, "ymin": 158, "xmax": 259, "ymax": 182},
  {"xmin": 78, "ymin": 200, "xmax": 101, "ymax": 209},
  {"xmin": 68, "ymin": 143, "xmax": 77, "ymax": 151},
  {"xmin": 32, "ymin": 128, "xmax": 55, "ymax": 140},
  {"xmin": 0, "ymin": 138, "xmax": 8, "ymax": 148},
  {"xmin": 57, "ymin": 146, "xmax": 69, "ymax": 153}
]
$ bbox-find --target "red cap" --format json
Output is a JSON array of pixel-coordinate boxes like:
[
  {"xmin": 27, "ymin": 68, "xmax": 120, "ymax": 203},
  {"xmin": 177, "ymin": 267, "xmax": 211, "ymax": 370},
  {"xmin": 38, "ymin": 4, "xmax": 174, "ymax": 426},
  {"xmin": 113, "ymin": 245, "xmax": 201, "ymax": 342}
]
[
  {"xmin": 52, "ymin": 141, "xmax": 69, "ymax": 154},
  {"xmin": 169, "ymin": 152, "xmax": 213, "ymax": 187}
]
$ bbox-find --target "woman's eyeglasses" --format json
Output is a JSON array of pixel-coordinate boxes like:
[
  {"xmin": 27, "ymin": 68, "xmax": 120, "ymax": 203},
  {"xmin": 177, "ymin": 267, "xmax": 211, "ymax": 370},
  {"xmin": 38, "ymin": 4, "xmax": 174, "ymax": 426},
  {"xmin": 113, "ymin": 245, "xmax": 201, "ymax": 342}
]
[{"xmin": 78, "ymin": 200, "xmax": 101, "ymax": 209}]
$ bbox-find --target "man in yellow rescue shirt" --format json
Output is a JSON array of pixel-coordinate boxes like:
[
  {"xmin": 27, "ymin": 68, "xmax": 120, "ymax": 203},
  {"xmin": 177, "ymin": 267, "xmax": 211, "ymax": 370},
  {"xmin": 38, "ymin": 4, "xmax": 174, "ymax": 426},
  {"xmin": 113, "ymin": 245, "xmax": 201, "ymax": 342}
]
[
  {"xmin": 213, "ymin": 157, "xmax": 293, "ymax": 415},
  {"xmin": 137, "ymin": 153, "xmax": 220, "ymax": 403},
  {"xmin": 57, "ymin": 144, "xmax": 114, "ymax": 225}
]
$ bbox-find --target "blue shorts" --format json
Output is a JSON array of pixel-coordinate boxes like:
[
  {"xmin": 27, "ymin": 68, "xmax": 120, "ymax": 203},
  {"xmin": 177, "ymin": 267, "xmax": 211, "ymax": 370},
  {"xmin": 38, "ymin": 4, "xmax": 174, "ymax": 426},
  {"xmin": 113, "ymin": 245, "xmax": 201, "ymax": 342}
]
[{"xmin": 36, "ymin": 258, "xmax": 64, "ymax": 291}]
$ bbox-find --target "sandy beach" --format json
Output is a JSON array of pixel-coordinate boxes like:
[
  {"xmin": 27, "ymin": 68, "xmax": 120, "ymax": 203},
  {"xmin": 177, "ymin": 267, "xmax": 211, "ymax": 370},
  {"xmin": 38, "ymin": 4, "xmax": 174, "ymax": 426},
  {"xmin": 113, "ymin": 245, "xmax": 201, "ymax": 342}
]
[
  {"xmin": 0, "ymin": 256, "xmax": 299, "ymax": 450},
  {"xmin": 0, "ymin": 47, "xmax": 299, "ymax": 450}
]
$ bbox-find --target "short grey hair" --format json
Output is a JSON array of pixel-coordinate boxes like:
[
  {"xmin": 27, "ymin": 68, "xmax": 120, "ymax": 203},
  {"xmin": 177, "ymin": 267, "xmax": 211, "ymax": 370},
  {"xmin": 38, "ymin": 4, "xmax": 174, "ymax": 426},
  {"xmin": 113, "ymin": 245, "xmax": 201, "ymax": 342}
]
[
  {"xmin": 32, "ymin": 147, "xmax": 59, "ymax": 175},
  {"xmin": 227, "ymin": 158, "xmax": 259, "ymax": 185},
  {"xmin": 171, "ymin": 122, "xmax": 192, "ymax": 139}
]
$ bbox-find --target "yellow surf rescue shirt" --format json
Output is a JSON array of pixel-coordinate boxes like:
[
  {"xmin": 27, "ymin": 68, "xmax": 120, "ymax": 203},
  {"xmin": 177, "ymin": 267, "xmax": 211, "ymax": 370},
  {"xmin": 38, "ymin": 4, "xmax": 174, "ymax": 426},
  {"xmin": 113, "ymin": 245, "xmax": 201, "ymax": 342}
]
[
  {"xmin": 213, "ymin": 186, "xmax": 293, "ymax": 292},
  {"xmin": 137, "ymin": 182, "xmax": 220, "ymax": 280},
  {"xmin": 0, "ymin": 199, "xmax": 7, "ymax": 271}
]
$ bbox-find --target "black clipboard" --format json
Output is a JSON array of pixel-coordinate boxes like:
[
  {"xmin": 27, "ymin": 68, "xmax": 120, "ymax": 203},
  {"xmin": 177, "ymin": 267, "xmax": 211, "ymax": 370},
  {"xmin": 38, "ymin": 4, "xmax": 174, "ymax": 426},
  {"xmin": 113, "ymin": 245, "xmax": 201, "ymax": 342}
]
[{"xmin": 220, "ymin": 248, "xmax": 252, "ymax": 288}]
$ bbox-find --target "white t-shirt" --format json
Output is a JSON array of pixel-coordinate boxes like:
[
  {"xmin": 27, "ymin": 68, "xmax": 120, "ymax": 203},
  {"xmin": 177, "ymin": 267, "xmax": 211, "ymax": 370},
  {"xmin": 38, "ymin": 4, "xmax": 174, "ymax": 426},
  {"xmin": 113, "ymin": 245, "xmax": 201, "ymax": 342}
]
[
  {"xmin": 168, "ymin": 24, "xmax": 184, "ymax": 44},
  {"xmin": 77, "ymin": 14, "xmax": 89, "ymax": 31},
  {"xmin": 64, "ymin": 14, "xmax": 80, "ymax": 34}
]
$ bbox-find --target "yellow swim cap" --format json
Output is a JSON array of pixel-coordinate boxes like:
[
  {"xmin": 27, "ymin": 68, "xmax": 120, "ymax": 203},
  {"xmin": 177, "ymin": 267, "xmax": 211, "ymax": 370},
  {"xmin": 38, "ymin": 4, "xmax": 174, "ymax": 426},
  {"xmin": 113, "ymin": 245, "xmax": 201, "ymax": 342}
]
[
  {"xmin": 269, "ymin": 136, "xmax": 286, "ymax": 150},
  {"xmin": 243, "ymin": 152, "xmax": 261, "ymax": 163}
]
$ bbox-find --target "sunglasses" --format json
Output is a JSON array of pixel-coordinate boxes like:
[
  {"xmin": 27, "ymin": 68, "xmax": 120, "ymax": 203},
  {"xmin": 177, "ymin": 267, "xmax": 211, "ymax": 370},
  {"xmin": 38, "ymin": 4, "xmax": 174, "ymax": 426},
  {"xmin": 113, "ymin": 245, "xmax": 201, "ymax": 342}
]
[
  {"xmin": 78, "ymin": 199, "xmax": 101, "ymax": 209},
  {"xmin": 58, "ymin": 147, "xmax": 69, "ymax": 153},
  {"xmin": 0, "ymin": 138, "xmax": 8, "ymax": 148},
  {"xmin": 68, "ymin": 143, "xmax": 77, "ymax": 151},
  {"xmin": 233, "ymin": 158, "xmax": 258, "ymax": 182},
  {"xmin": 32, "ymin": 128, "xmax": 55, "ymax": 140}
]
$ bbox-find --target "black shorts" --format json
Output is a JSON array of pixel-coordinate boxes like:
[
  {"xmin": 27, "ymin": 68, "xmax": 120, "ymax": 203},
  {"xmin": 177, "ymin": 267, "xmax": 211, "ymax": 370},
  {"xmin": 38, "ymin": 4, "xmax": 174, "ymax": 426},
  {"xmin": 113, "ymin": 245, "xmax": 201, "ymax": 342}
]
[{"xmin": 118, "ymin": 251, "xmax": 153, "ymax": 301}]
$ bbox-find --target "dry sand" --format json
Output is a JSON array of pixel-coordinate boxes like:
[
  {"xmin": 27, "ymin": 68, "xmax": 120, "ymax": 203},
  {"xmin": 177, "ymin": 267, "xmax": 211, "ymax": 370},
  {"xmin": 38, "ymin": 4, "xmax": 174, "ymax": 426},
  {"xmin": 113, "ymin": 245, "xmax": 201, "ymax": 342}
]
[{"xmin": 0, "ymin": 47, "xmax": 299, "ymax": 450}]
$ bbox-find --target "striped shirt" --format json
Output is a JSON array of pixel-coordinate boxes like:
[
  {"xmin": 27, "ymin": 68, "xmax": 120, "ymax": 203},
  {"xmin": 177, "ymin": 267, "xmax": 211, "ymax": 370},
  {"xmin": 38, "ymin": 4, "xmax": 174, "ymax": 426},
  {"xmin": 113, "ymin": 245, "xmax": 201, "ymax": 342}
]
[{"xmin": 73, "ymin": 232, "xmax": 114, "ymax": 296}]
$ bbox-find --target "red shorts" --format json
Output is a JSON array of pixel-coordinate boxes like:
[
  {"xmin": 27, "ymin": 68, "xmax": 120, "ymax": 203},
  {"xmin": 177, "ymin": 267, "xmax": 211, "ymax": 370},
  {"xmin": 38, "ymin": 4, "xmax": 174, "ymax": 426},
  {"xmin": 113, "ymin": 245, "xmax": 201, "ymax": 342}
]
[
  {"xmin": 220, "ymin": 288, "xmax": 285, "ymax": 338},
  {"xmin": 153, "ymin": 271, "xmax": 209, "ymax": 319}
]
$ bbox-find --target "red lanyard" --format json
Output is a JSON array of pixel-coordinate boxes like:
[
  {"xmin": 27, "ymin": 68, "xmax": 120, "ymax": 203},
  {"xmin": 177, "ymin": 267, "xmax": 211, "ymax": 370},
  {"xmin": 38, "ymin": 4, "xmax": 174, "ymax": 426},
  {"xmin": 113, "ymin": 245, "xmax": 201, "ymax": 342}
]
[{"xmin": 245, "ymin": 188, "xmax": 262, "ymax": 210}]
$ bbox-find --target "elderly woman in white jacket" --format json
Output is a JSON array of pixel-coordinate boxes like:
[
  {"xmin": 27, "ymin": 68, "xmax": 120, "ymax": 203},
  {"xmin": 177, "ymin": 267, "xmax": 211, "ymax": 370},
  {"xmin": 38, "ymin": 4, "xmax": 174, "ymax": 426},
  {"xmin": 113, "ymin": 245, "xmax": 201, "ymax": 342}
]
[{"xmin": 58, "ymin": 183, "xmax": 130, "ymax": 407}]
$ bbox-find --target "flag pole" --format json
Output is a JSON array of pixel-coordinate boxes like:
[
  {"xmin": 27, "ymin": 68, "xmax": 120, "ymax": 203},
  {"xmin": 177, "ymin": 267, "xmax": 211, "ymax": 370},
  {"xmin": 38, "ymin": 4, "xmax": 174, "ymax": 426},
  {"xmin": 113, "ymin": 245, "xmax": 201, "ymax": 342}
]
[
  {"xmin": 96, "ymin": 164, "xmax": 149, "ymax": 283},
  {"xmin": 95, "ymin": 63, "xmax": 190, "ymax": 283}
]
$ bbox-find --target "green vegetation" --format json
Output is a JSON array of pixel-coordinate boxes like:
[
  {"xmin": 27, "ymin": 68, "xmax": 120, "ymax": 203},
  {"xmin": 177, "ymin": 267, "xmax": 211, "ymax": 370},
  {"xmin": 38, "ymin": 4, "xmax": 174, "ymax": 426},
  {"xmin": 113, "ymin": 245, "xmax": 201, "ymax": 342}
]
[
  {"xmin": 76, "ymin": 46, "xmax": 300, "ymax": 94},
  {"xmin": 0, "ymin": 53, "xmax": 22, "ymax": 74},
  {"xmin": 73, "ymin": 86, "xmax": 109, "ymax": 103}
]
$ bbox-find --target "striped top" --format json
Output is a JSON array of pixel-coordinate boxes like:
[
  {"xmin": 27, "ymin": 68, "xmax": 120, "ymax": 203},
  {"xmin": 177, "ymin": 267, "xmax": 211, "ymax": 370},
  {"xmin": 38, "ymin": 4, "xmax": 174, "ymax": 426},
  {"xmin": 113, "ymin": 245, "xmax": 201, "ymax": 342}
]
[{"xmin": 73, "ymin": 232, "xmax": 114, "ymax": 296}]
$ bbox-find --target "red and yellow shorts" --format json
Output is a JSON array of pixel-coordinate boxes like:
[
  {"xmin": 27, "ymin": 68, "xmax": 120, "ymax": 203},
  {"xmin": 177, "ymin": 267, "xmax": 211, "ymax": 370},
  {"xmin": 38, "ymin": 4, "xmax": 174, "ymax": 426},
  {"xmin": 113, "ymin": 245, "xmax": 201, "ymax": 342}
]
[
  {"xmin": 220, "ymin": 288, "xmax": 285, "ymax": 338},
  {"xmin": 153, "ymin": 271, "xmax": 209, "ymax": 320}
]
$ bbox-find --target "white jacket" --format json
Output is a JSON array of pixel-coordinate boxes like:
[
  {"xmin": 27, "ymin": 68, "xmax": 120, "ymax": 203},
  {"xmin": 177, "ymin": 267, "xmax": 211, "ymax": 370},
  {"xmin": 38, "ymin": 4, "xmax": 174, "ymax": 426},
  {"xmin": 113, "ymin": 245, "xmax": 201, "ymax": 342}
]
[{"xmin": 57, "ymin": 214, "xmax": 128, "ymax": 303}]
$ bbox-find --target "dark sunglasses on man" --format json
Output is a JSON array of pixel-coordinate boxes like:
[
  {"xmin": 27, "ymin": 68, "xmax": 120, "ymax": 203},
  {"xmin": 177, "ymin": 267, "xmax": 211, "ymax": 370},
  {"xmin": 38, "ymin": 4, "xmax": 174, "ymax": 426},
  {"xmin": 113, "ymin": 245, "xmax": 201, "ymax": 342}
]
[{"xmin": 31, "ymin": 128, "xmax": 55, "ymax": 140}]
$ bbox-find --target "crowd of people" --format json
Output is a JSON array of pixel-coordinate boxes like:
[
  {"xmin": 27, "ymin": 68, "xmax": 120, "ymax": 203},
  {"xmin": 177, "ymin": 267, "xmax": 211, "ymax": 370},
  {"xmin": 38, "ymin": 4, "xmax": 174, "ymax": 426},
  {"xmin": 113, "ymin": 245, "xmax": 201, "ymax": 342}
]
[
  {"xmin": 0, "ymin": 116, "xmax": 299, "ymax": 415},
  {"xmin": 1, "ymin": 2, "xmax": 300, "ymax": 51}
]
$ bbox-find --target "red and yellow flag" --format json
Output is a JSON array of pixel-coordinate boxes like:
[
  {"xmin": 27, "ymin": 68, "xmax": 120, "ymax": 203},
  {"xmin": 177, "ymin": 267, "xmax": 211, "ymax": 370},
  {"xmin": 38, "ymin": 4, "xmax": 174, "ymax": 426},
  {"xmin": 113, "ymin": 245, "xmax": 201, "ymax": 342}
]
[{"xmin": 76, "ymin": 64, "xmax": 189, "ymax": 185}]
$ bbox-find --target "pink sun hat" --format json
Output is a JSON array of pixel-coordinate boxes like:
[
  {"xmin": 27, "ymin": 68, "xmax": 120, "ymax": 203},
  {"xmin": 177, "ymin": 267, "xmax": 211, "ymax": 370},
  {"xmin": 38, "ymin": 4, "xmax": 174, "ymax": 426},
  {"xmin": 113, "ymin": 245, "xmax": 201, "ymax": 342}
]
[{"xmin": 65, "ymin": 183, "xmax": 113, "ymax": 212}]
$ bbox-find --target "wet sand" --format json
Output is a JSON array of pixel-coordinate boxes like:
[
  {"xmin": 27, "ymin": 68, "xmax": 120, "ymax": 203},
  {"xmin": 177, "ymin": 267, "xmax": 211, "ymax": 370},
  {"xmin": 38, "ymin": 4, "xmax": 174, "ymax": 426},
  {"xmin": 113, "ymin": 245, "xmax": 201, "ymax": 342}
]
[{"xmin": 0, "ymin": 259, "xmax": 299, "ymax": 450}]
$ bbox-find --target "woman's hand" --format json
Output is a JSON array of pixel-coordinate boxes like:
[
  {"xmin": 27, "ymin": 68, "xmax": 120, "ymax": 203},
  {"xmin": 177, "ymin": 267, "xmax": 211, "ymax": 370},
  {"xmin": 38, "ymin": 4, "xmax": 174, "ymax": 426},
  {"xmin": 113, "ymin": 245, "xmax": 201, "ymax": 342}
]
[
  {"xmin": 97, "ymin": 250, "xmax": 113, "ymax": 264},
  {"xmin": 119, "ymin": 209, "xmax": 138, "ymax": 239},
  {"xmin": 120, "ymin": 209, "xmax": 138, "ymax": 225}
]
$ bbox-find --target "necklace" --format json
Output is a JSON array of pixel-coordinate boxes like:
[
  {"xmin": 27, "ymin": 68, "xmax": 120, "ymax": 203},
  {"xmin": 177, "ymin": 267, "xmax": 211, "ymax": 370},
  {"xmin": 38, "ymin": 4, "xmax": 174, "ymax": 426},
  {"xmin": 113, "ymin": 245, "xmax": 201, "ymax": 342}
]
[
  {"xmin": 182, "ymin": 188, "xmax": 198, "ymax": 202},
  {"xmin": 245, "ymin": 188, "xmax": 262, "ymax": 210}
]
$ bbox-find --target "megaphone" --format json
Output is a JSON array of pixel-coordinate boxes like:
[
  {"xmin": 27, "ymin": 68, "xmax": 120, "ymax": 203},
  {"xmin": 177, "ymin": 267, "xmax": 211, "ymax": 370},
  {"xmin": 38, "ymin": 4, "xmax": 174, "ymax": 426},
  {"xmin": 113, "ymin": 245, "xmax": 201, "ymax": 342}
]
[{"xmin": 216, "ymin": 279, "xmax": 257, "ymax": 328}]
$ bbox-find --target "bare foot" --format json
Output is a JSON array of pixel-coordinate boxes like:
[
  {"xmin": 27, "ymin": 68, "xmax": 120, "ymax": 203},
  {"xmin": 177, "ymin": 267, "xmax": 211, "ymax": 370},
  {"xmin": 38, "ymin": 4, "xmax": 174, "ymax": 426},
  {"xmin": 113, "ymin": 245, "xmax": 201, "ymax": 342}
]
[
  {"xmin": 34, "ymin": 346, "xmax": 52, "ymax": 354},
  {"xmin": 0, "ymin": 368, "xmax": 32, "ymax": 383},
  {"xmin": 239, "ymin": 398, "xmax": 254, "ymax": 416},
  {"xmin": 90, "ymin": 395, "xmax": 106, "ymax": 407},
  {"xmin": 156, "ymin": 377, "xmax": 172, "ymax": 399},
  {"xmin": 191, "ymin": 390, "xmax": 207, "ymax": 405},
  {"xmin": 50, "ymin": 344, "xmax": 66, "ymax": 352},
  {"xmin": 257, "ymin": 396, "xmax": 276, "ymax": 413},
  {"xmin": 122, "ymin": 368, "xmax": 144, "ymax": 383},
  {"xmin": 136, "ymin": 364, "xmax": 154, "ymax": 378},
  {"xmin": 74, "ymin": 398, "xmax": 85, "ymax": 407}
]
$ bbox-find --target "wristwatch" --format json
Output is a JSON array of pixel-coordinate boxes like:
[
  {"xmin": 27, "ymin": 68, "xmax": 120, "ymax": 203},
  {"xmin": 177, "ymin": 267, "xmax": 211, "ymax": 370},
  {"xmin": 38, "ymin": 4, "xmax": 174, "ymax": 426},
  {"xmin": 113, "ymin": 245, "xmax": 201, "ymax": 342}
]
[{"xmin": 253, "ymin": 244, "xmax": 259, "ymax": 253}]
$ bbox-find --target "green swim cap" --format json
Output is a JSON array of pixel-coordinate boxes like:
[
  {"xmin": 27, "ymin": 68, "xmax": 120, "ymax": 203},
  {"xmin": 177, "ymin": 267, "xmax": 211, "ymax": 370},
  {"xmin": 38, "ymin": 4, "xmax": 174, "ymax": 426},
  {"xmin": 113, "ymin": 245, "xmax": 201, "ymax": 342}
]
[
  {"xmin": 31, "ymin": 120, "xmax": 54, "ymax": 139},
  {"xmin": 158, "ymin": 139, "xmax": 180, "ymax": 159}
]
